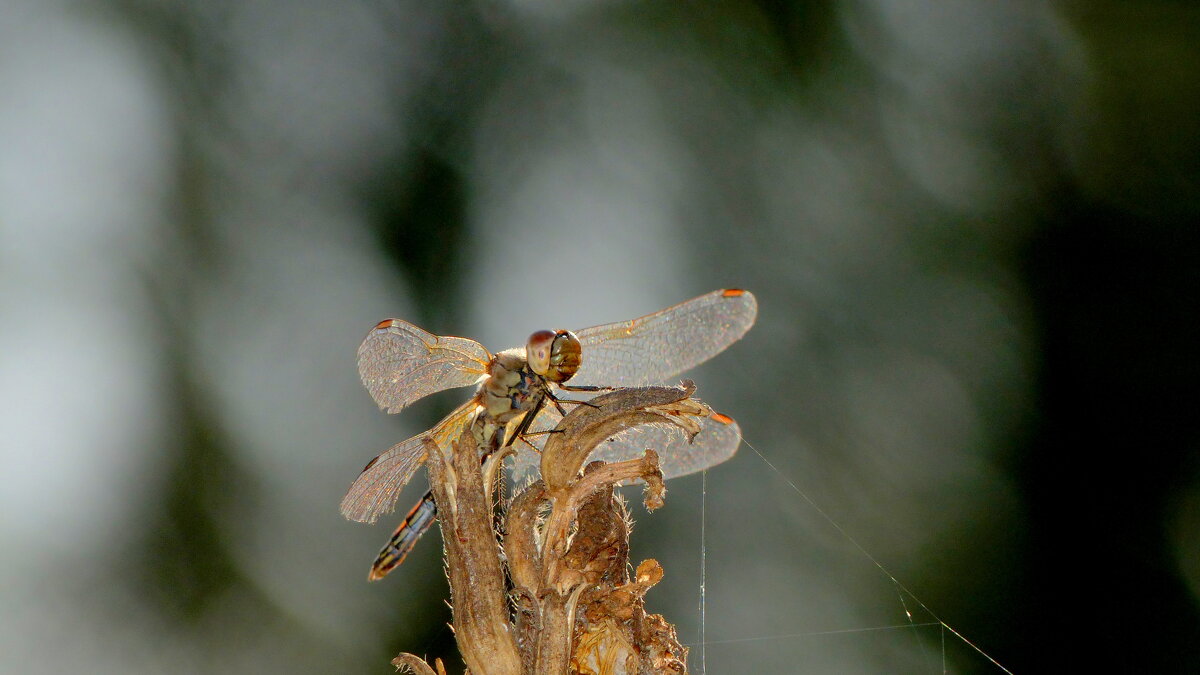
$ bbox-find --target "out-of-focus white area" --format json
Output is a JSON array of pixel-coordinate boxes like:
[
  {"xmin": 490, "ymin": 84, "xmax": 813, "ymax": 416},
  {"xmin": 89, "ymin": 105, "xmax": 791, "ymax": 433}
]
[
  {"xmin": 0, "ymin": 0, "xmax": 1121, "ymax": 673},
  {"xmin": 0, "ymin": 5, "xmax": 172, "ymax": 670}
]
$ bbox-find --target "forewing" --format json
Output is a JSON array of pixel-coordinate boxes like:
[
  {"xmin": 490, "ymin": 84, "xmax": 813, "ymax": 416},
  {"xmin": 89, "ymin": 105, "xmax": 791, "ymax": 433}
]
[
  {"xmin": 340, "ymin": 400, "xmax": 477, "ymax": 523},
  {"xmin": 507, "ymin": 408, "xmax": 741, "ymax": 483},
  {"xmin": 358, "ymin": 319, "xmax": 491, "ymax": 414},
  {"xmin": 568, "ymin": 289, "xmax": 757, "ymax": 388}
]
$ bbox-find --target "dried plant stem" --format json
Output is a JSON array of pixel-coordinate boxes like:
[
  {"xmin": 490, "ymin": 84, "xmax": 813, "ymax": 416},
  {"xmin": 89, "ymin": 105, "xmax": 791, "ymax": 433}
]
[
  {"xmin": 391, "ymin": 654, "xmax": 447, "ymax": 675},
  {"xmin": 426, "ymin": 429, "xmax": 522, "ymax": 674},
  {"xmin": 395, "ymin": 383, "xmax": 707, "ymax": 674},
  {"xmin": 538, "ymin": 452, "xmax": 664, "ymax": 595}
]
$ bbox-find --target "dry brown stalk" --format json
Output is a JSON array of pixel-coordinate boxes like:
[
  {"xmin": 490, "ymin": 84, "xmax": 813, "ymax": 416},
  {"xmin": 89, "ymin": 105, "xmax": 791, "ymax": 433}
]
[{"xmin": 394, "ymin": 382, "xmax": 709, "ymax": 675}]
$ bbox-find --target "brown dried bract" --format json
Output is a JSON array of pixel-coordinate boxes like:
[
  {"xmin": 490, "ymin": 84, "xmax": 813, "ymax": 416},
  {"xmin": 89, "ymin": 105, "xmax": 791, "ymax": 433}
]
[
  {"xmin": 391, "ymin": 654, "xmax": 449, "ymax": 675},
  {"xmin": 399, "ymin": 383, "xmax": 711, "ymax": 674}
]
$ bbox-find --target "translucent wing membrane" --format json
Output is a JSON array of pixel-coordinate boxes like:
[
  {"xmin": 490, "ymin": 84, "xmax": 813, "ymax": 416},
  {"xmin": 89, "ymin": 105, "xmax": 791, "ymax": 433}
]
[
  {"xmin": 509, "ymin": 409, "xmax": 741, "ymax": 484},
  {"xmin": 568, "ymin": 289, "xmax": 757, "ymax": 388},
  {"xmin": 340, "ymin": 400, "xmax": 477, "ymax": 523},
  {"xmin": 589, "ymin": 414, "xmax": 741, "ymax": 478},
  {"xmin": 357, "ymin": 319, "xmax": 491, "ymax": 414}
]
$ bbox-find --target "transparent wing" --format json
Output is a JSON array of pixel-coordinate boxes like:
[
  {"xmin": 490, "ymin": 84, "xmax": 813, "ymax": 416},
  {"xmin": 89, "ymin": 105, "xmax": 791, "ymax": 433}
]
[
  {"xmin": 507, "ymin": 405, "xmax": 559, "ymax": 484},
  {"xmin": 358, "ymin": 319, "xmax": 492, "ymax": 414},
  {"xmin": 506, "ymin": 406, "xmax": 552, "ymax": 485},
  {"xmin": 508, "ymin": 408, "xmax": 741, "ymax": 483},
  {"xmin": 568, "ymin": 289, "xmax": 757, "ymax": 388},
  {"xmin": 340, "ymin": 400, "xmax": 477, "ymax": 523}
]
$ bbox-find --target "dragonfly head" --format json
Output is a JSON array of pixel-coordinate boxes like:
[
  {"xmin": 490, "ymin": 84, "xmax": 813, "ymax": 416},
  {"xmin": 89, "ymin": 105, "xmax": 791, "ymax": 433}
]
[{"xmin": 526, "ymin": 329, "xmax": 582, "ymax": 383}]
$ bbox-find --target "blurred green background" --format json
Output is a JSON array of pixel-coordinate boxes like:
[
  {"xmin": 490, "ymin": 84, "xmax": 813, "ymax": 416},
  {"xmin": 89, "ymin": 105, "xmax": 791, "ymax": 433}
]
[{"xmin": 2, "ymin": 1, "xmax": 1197, "ymax": 673}]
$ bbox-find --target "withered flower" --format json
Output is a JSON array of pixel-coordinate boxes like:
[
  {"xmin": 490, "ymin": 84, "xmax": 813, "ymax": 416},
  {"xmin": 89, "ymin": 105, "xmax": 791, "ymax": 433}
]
[{"xmin": 393, "ymin": 382, "xmax": 722, "ymax": 675}]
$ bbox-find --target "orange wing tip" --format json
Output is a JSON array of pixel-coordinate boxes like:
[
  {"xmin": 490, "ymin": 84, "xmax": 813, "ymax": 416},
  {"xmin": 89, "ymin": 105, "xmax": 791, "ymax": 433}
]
[
  {"xmin": 710, "ymin": 412, "xmax": 735, "ymax": 425},
  {"xmin": 721, "ymin": 288, "xmax": 746, "ymax": 297},
  {"xmin": 372, "ymin": 318, "xmax": 396, "ymax": 330}
]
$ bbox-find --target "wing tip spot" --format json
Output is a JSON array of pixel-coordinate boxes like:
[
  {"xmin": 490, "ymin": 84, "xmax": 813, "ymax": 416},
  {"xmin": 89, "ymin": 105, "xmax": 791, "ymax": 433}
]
[
  {"xmin": 710, "ymin": 412, "xmax": 735, "ymax": 425},
  {"xmin": 721, "ymin": 288, "xmax": 746, "ymax": 297},
  {"xmin": 373, "ymin": 319, "xmax": 396, "ymax": 330}
]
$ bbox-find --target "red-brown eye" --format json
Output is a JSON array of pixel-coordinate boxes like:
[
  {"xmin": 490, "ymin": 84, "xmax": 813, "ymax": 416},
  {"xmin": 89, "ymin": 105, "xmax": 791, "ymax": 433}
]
[{"xmin": 526, "ymin": 330, "xmax": 557, "ymax": 376}]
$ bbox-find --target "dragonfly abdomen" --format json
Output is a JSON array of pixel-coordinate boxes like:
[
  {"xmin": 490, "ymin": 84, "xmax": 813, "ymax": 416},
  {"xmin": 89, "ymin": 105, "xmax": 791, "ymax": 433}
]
[{"xmin": 369, "ymin": 491, "xmax": 438, "ymax": 581}]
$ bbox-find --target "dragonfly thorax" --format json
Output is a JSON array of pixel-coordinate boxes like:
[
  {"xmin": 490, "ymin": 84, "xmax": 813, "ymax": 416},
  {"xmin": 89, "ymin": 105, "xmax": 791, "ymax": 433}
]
[{"xmin": 479, "ymin": 351, "xmax": 545, "ymax": 424}]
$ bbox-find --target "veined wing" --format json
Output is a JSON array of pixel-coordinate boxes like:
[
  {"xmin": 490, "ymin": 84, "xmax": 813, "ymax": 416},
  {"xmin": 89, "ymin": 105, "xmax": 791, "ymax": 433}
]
[
  {"xmin": 509, "ymin": 407, "xmax": 741, "ymax": 483},
  {"xmin": 358, "ymin": 319, "xmax": 492, "ymax": 414},
  {"xmin": 568, "ymin": 289, "xmax": 757, "ymax": 389},
  {"xmin": 588, "ymin": 413, "xmax": 741, "ymax": 478},
  {"xmin": 341, "ymin": 399, "xmax": 478, "ymax": 523}
]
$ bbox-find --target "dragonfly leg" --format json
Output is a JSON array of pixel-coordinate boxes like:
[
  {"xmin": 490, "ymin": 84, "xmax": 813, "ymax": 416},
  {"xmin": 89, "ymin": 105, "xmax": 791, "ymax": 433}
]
[
  {"xmin": 517, "ymin": 433, "xmax": 545, "ymax": 450},
  {"xmin": 557, "ymin": 384, "xmax": 615, "ymax": 392},
  {"xmin": 556, "ymin": 397, "xmax": 600, "ymax": 409},
  {"xmin": 546, "ymin": 389, "xmax": 601, "ymax": 414},
  {"xmin": 504, "ymin": 395, "xmax": 548, "ymax": 447},
  {"xmin": 521, "ymin": 429, "xmax": 563, "ymax": 438},
  {"xmin": 548, "ymin": 393, "xmax": 569, "ymax": 417}
]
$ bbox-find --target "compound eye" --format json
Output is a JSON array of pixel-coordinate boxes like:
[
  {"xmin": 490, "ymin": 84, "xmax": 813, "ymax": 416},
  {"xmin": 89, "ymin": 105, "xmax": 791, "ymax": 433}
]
[
  {"xmin": 526, "ymin": 330, "xmax": 556, "ymax": 375},
  {"xmin": 546, "ymin": 330, "xmax": 582, "ymax": 383}
]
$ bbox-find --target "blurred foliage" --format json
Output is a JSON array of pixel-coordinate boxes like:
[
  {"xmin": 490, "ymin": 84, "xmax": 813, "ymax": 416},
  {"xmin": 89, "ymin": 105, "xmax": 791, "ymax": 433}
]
[{"xmin": 2, "ymin": 1, "xmax": 1198, "ymax": 673}]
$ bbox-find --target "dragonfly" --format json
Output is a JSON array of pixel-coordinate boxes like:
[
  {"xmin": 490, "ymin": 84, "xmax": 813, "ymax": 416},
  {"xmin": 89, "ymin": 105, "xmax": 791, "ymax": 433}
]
[{"xmin": 341, "ymin": 288, "xmax": 758, "ymax": 580}]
